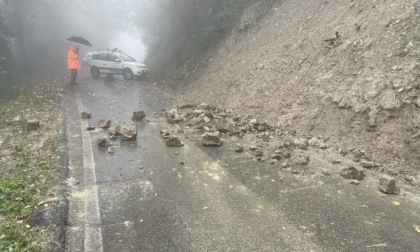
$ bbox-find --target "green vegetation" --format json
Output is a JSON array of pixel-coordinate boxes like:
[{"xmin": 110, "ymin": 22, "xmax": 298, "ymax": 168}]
[
  {"xmin": 0, "ymin": 145, "xmax": 52, "ymax": 251},
  {"xmin": 0, "ymin": 82, "xmax": 61, "ymax": 251}
]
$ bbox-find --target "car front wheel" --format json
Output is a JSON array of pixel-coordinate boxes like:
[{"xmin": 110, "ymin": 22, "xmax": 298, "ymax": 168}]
[
  {"xmin": 123, "ymin": 68, "xmax": 134, "ymax": 80},
  {"xmin": 90, "ymin": 67, "xmax": 100, "ymax": 78}
]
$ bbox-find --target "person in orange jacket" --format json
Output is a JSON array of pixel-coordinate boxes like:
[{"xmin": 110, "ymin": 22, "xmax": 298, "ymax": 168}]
[{"xmin": 67, "ymin": 45, "xmax": 81, "ymax": 84}]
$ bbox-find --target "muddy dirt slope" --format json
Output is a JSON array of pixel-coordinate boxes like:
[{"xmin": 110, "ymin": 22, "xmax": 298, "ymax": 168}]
[{"xmin": 176, "ymin": 0, "xmax": 420, "ymax": 178}]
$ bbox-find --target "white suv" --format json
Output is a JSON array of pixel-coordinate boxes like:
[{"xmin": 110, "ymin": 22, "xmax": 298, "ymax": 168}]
[{"xmin": 90, "ymin": 51, "xmax": 148, "ymax": 80}]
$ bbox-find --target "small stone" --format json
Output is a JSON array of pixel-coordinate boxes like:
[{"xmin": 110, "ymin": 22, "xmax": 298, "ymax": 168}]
[
  {"xmin": 179, "ymin": 104, "xmax": 195, "ymax": 109},
  {"xmin": 98, "ymin": 119, "xmax": 111, "ymax": 128},
  {"xmin": 249, "ymin": 119, "xmax": 257, "ymax": 125},
  {"xmin": 340, "ymin": 166, "xmax": 365, "ymax": 180},
  {"xmin": 81, "ymin": 111, "xmax": 92, "ymax": 119},
  {"xmin": 404, "ymin": 175, "xmax": 415, "ymax": 182},
  {"xmin": 360, "ymin": 161, "xmax": 374, "ymax": 169},
  {"xmin": 235, "ymin": 143, "xmax": 244, "ymax": 152},
  {"xmin": 281, "ymin": 161, "xmax": 291, "ymax": 168},
  {"xmin": 180, "ymin": 161, "xmax": 185, "ymax": 165},
  {"xmin": 166, "ymin": 136, "xmax": 184, "ymax": 147},
  {"xmin": 87, "ymin": 126, "xmax": 96, "ymax": 131},
  {"xmin": 107, "ymin": 146, "xmax": 115, "ymax": 153},
  {"xmin": 308, "ymin": 137, "xmax": 321, "ymax": 146},
  {"xmin": 293, "ymin": 138, "xmax": 308, "ymax": 150},
  {"xmin": 378, "ymin": 175, "xmax": 400, "ymax": 194},
  {"xmin": 160, "ymin": 130, "xmax": 171, "ymax": 138},
  {"xmin": 321, "ymin": 168, "xmax": 331, "ymax": 175},
  {"xmin": 204, "ymin": 116, "xmax": 211, "ymax": 123},
  {"xmin": 257, "ymin": 124, "xmax": 268, "ymax": 132},
  {"xmin": 215, "ymin": 119, "xmax": 234, "ymax": 133},
  {"xmin": 139, "ymin": 166, "xmax": 144, "ymax": 169},
  {"xmin": 271, "ymin": 154, "xmax": 282, "ymax": 160},
  {"xmin": 250, "ymin": 145, "xmax": 258, "ymax": 151},
  {"xmin": 269, "ymin": 159, "xmax": 278, "ymax": 164},
  {"xmin": 255, "ymin": 150, "xmax": 264, "ymax": 157},
  {"xmin": 331, "ymin": 158, "xmax": 341, "ymax": 164},
  {"xmin": 132, "ymin": 111, "xmax": 146, "ymax": 121},
  {"xmin": 177, "ymin": 129, "xmax": 184, "ymax": 133},
  {"xmin": 350, "ymin": 179, "xmax": 360, "ymax": 185}
]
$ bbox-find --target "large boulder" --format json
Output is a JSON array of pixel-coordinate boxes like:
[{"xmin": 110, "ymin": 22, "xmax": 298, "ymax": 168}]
[{"xmin": 201, "ymin": 131, "xmax": 222, "ymax": 146}]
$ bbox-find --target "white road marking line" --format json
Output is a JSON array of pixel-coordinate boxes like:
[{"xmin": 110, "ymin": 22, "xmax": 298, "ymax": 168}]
[{"xmin": 75, "ymin": 91, "xmax": 104, "ymax": 252}]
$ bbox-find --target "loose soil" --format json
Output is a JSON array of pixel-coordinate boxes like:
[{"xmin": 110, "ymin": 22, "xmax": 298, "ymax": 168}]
[{"xmin": 176, "ymin": 0, "xmax": 420, "ymax": 181}]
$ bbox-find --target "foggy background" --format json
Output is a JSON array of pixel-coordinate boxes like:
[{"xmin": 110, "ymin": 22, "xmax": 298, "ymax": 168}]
[{"xmin": 0, "ymin": 0, "xmax": 148, "ymax": 93}]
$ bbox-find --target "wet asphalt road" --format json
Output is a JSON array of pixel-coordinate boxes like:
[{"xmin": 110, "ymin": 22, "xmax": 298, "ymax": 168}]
[{"xmin": 64, "ymin": 73, "xmax": 420, "ymax": 252}]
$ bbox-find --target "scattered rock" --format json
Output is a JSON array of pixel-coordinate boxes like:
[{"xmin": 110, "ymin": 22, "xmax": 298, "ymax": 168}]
[
  {"xmin": 352, "ymin": 148, "xmax": 366, "ymax": 159},
  {"xmin": 271, "ymin": 154, "xmax": 282, "ymax": 160},
  {"xmin": 275, "ymin": 149, "xmax": 291, "ymax": 158},
  {"xmin": 201, "ymin": 131, "xmax": 222, "ymax": 146},
  {"xmin": 108, "ymin": 125, "xmax": 121, "ymax": 136},
  {"xmin": 250, "ymin": 145, "xmax": 258, "ymax": 151},
  {"xmin": 292, "ymin": 138, "xmax": 308, "ymax": 150},
  {"xmin": 378, "ymin": 175, "xmax": 400, "ymax": 194},
  {"xmin": 203, "ymin": 116, "xmax": 212, "ymax": 123},
  {"xmin": 97, "ymin": 138, "xmax": 112, "ymax": 147},
  {"xmin": 107, "ymin": 146, "xmax": 116, "ymax": 153},
  {"xmin": 160, "ymin": 129, "xmax": 171, "ymax": 139},
  {"xmin": 179, "ymin": 104, "xmax": 195, "ymax": 109},
  {"xmin": 120, "ymin": 125, "xmax": 137, "ymax": 140},
  {"xmin": 166, "ymin": 108, "xmax": 183, "ymax": 123},
  {"xmin": 360, "ymin": 161, "xmax": 374, "ymax": 169},
  {"xmin": 308, "ymin": 137, "xmax": 321, "ymax": 147},
  {"xmin": 340, "ymin": 166, "xmax": 365, "ymax": 180},
  {"xmin": 350, "ymin": 179, "xmax": 360, "ymax": 185},
  {"xmin": 197, "ymin": 103, "xmax": 210, "ymax": 110},
  {"xmin": 331, "ymin": 158, "xmax": 341, "ymax": 164},
  {"xmin": 87, "ymin": 126, "xmax": 96, "ymax": 131},
  {"xmin": 257, "ymin": 124, "xmax": 268, "ymax": 132},
  {"xmin": 255, "ymin": 149, "xmax": 264, "ymax": 157},
  {"xmin": 132, "ymin": 111, "xmax": 146, "ymax": 121},
  {"xmin": 321, "ymin": 168, "xmax": 331, "ymax": 176},
  {"xmin": 98, "ymin": 119, "xmax": 111, "ymax": 129},
  {"xmin": 26, "ymin": 120, "xmax": 40, "ymax": 131},
  {"xmin": 81, "ymin": 111, "xmax": 92, "ymax": 119},
  {"xmin": 281, "ymin": 161, "xmax": 291, "ymax": 168},
  {"xmin": 188, "ymin": 117, "xmax": 202, "ymax": 126},
  {"xmin": 215, "ymin": 119, "xmax": 234, "ymax": 133},
  {"xmin": 235, "ymin": 143, "xmax": 244, "ymax": 152},
  {"xmin": 269, "ymin": 159, "xmax": 278, "ymax": 164},
  {"xmin": 166, "ymin": 136, "xmax": 184, "ymax": 147},
  {"xmin": 292, "ymin": 152, "xmax": 310, "ymax": 165}
]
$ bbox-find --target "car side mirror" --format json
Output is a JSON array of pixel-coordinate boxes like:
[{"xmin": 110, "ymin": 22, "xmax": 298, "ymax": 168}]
[{"xmin": 115, "ymin": 58, "xmax": 121, "ymax": 62}]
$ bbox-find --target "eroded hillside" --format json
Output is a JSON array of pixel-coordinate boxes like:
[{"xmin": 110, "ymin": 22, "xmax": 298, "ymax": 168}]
[{"xmin": 171, "ymin": 0, "xmax": 420, "ymax": 177}]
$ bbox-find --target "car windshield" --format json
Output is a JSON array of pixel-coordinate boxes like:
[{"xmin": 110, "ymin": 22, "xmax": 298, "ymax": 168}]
[{"xmin": 119, "ymin": 54, "xmax": 136, "ymax": 62}]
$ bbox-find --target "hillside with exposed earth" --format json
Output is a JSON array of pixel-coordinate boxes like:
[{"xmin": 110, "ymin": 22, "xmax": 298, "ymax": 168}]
[{"xmin": 149, "ymin": 0, "xmax": 420, "ymax": 183}]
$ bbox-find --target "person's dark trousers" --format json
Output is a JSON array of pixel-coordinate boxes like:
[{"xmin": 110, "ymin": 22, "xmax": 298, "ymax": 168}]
[{"xmin": 70, "ymin": 69, "xmax": 78, "ymax": 84}]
